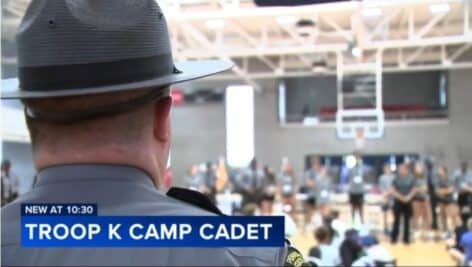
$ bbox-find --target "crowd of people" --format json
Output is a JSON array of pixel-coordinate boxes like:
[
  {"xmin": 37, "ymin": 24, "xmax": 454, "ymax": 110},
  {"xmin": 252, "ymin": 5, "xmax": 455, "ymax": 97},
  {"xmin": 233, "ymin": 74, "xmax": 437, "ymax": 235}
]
[
  {"xmin": 1, "ymin": 159, "xmax": 19, "ymax": 206},
  {"xmin": 378, "ymin": 160, "xmax": 471, "ymax": 247},
  {"xmin": 183, "ymin": 155, "xmax": 472, "ymax": 265},
  {"xmin": 3, "ymin": 153, "xmax": 472, "ymax": 265}
]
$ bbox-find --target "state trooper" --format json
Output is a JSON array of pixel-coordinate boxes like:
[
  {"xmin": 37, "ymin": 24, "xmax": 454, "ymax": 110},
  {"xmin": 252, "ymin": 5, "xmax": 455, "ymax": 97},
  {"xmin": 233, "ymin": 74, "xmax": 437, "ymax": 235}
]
[{"xmin": 1, "ymin": 0, "xmax": 311, "ymax": 266}]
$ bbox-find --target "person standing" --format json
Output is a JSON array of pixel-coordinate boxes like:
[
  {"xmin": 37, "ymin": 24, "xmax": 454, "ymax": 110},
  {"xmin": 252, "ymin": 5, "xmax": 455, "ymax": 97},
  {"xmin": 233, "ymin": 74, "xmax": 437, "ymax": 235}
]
[
  {"xmin": 215, "ymin": 157, "xmax": 229, "ymax": 193},
  {"xmin": 316, "ymin": 166, "xmax": 332, "ymax": 217},
  {"xmin": 378, "ymin": 163, "xmax": 395, "ymax": 235},
  {"xmin": 184, "ymin": 165, "xmax": 204, "ymax": 192},
  {"xmin": 454, "ymin": 161, "xmax": 472, "ymax": 222},
  {"xmin": 202, "ymin": 161, "xmax": 217, "ymax": 204},
  {"xmin": 278, "ymin": 162, "xmax": 297, "ymax": 219},
  {"xmin": 1, "ymin": 160, "xmax": 19, "ymax": 205},
  {"xmin": 390, "ymin": 163, "xmax": 417, "ymax": 244},
  {"xmin": 411, "ymin": 162, "xmax": 431, "ymax": 240},
  {"xmin": 262, "ymin": 165, "xmax": 277, "ymax": 189},
  {"xmin": 241, "ymin": 158, "xmax": 265, "ymax": 206},
  {"xmin": 425, "ymin": 158, "xmax": 439, "ymax": 231},
  {"xmin": 304, "ymin": 157, "xmax": 321, "ymax": 228},
  {"xmin": 436, "ymin": 165, "xmax": 462, "ymax": 236},
  {"xmin": 348, "ymin": 154, "xmax": 367, "ymax": 223}
]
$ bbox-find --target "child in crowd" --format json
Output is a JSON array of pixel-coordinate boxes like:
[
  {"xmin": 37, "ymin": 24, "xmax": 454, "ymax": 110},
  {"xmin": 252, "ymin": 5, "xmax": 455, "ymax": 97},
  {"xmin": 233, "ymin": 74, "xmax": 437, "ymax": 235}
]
[
  {"xmin": 447, "ymin": 217, "xmax": 468, "ymax": 265},
  {"xmin": 254, "ymin": 189, "xmax": 297, "ymax": 238},
  {"xmin": 340, "ymin": 230, "xmax": 365, "ymax": 267},
  {"xmin": 460, "ymin": 218, "xmax": 472, "ymax": 266},
  {"xmin": 309, "ymin": 225, "xmax": 342, "ymax": 267},
  {"xmin": 330, "ymin": 210, "xmax": 347, "ymax": 239}
]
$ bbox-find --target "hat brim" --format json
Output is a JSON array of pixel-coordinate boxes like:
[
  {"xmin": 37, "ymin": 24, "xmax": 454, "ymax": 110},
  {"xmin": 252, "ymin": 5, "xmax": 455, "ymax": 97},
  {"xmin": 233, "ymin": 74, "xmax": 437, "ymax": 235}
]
[{"xmin": 1, "ymin": 59, "xmax": 233, "ymax": 99}]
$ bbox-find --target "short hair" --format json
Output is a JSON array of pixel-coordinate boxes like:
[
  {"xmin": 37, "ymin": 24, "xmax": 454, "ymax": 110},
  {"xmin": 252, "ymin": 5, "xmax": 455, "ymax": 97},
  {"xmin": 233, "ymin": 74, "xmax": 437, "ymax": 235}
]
[
  {"xmin": 259, "ymin": 192, "xmax": 275, "ymax": 204},
  {"xmin": 330, "ymin": 209, "xmax": 340, "ymax": 219},
  {"xmin": 314, "ymin": 226, "xmax": 331, "ymax": 243}
]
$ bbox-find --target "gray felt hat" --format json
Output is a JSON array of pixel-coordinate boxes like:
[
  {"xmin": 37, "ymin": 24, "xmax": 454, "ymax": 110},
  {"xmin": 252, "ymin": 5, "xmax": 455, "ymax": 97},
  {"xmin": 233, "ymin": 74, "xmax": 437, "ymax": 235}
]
[{"xmin": 1, "ymin": 0, "xmax": 232, "ymax": 99}]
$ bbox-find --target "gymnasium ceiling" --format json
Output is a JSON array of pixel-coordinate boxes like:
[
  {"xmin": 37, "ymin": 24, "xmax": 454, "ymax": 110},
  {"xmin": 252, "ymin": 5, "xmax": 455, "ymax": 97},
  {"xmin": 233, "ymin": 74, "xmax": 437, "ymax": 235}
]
[{"xmin": 2, "ymin": 0, "xmax": 472, "ymax": 89}]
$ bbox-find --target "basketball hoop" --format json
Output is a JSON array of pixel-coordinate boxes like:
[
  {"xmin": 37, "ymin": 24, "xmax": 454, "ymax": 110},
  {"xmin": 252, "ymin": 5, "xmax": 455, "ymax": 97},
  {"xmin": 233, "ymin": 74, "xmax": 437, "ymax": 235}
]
[{"xmin": 355, "ymin": 128, "xmax": 365, "ymax": 151}]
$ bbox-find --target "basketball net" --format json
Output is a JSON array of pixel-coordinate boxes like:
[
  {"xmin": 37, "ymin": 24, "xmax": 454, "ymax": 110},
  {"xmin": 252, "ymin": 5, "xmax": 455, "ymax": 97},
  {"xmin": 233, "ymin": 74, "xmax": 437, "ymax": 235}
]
[{"xmin": 355, "ymin": 128, "xmax": 365, "ymax": 151}]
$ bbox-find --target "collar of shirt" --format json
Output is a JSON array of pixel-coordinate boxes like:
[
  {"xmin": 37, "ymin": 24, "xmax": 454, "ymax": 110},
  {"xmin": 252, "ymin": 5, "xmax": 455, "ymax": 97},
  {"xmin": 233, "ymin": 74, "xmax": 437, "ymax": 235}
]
[{"xmin": 35, "ymin": 164, "xmax": 155, "ymax": 188}]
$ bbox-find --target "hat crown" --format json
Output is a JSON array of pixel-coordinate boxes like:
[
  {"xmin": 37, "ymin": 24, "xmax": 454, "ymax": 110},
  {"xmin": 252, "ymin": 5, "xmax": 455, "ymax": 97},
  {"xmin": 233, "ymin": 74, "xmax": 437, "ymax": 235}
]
[
  {"xmin": 2, "ymin": 0, "xmax": 232, "ymax": 100},
  {"xmin": 16, "ymin": 0, "xmax": 172, "ymax": 67}
]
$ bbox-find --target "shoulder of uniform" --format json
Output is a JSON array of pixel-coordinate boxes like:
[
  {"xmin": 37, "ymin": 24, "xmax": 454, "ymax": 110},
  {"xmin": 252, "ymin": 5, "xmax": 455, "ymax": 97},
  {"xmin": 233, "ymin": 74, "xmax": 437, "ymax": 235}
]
[{"xmin": 166, "ymin": 187, "xmax": 223, "ymax": 215}]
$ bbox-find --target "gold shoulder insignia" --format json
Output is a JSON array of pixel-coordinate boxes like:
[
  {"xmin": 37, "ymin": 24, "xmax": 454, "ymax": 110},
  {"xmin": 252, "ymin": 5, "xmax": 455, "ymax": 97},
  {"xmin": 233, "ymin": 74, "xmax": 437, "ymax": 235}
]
[{"xmin": 284, "ymin": 246, "xmax": 315, "ymax": 267}]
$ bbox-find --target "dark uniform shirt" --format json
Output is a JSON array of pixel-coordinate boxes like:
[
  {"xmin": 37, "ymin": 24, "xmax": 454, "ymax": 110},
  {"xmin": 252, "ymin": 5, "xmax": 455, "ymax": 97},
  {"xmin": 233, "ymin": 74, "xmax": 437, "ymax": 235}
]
[
  {"xmin": 392, "ymin": 175, "xmax": 415, "ymax": 196},
  {"xmin": 1, "ymin": 164, "xmax": 287, "ymax": 266}
]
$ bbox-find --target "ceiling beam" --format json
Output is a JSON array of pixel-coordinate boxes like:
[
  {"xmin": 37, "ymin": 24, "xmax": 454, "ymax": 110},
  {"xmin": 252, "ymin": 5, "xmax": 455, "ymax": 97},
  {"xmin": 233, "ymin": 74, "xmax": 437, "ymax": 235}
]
[
  {"xmin": 415, "ymin": 12, "xmax": 449, "ymax": 39},
  {"xmin": 203, "ymin": 61, "xmax": 472, "ymax": 81},
  {"xmin": 178, "ymin": 21, "xmax": 260, "ymax": 90},
  {"xmin": 449, "ymin": 43, "xmax": 472, "ymax": 61}
]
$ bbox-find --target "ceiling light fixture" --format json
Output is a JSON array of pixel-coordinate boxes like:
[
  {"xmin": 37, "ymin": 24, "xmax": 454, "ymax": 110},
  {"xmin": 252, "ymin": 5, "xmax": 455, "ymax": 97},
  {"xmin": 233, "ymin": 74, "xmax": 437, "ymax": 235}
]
[
  {"xmin": 352, "ymin": 46, "xmax": 361, "ymax": 58},
  {"xmin": 429, "ymin": 3, "xmax": 450, "ymax": 15},
  {"xmin": 348, "ymin": 42, "xmax": 362, "ymax": 58},
  {"xmin": 362, "ymin": 8, "xmax": 382, "ymax": 18},
  {"xmin": 276, "ymin": 15, "xmax": 297, "ymax": 26},
  {"xmin": 205, "ymin": 19, "xmax": 225, "ymax": 29}
]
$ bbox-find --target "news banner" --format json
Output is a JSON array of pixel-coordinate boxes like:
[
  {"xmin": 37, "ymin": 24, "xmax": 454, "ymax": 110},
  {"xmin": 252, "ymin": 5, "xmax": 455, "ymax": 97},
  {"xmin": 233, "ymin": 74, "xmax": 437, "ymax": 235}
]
[{"xmin": 21, "ymin": 204, "xmax": 285, "ymax": 247}]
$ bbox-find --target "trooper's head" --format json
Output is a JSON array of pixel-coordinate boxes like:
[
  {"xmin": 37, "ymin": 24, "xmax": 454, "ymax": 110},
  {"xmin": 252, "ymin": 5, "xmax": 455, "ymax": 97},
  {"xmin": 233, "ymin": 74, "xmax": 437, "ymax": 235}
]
[
  {"xmin": 8, "ymin": 0, "xmax": 231, "ymax": 187},
  {"xmin": 24, "ymin": 88, "xmax": 173, "ymax": 188}
]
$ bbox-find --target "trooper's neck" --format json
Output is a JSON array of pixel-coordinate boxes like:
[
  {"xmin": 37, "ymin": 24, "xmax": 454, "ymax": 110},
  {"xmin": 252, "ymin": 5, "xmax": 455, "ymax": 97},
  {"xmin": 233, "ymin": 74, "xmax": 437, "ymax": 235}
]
[{"xmin": 33, "ymin": 145, "xmax": 163, "ymax": 188}]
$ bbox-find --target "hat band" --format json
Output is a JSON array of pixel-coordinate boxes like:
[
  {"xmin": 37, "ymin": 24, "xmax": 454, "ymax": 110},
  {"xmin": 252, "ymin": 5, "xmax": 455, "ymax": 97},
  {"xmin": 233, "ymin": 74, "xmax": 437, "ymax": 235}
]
[
  {"xmin": 25, "ymin": 87, "xmax": 169, "ymax": 123},
  {"xmin": 19, "ymin": 54, "xmax": 174, "ymax": 92}
]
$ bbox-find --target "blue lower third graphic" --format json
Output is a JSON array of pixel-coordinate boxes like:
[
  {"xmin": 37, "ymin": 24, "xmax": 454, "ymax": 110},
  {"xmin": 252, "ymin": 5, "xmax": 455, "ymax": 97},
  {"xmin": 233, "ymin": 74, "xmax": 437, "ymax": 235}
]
[{"xmin": 21, "ymin": 216, "xmax": 284, "ymax": 247}]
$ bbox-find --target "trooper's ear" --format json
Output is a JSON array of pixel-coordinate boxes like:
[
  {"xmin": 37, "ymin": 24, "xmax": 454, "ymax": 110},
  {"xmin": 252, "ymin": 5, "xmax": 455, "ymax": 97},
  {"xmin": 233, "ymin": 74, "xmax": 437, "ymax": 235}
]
[{"xmin": 153, "ymin": 97, "xmax": 172, "ymax": 142}]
